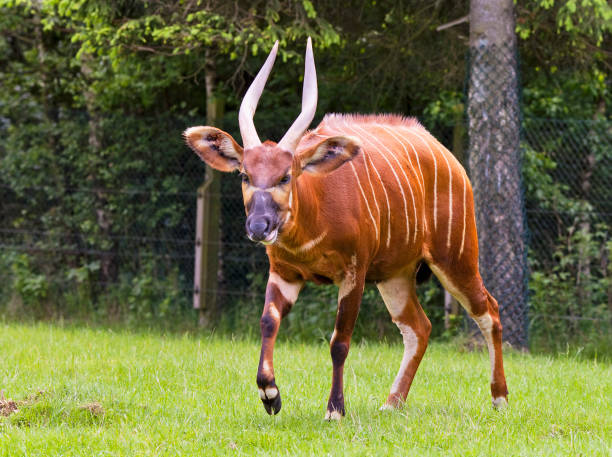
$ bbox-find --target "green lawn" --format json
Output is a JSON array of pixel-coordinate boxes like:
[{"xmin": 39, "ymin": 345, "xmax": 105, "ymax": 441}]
[{"xmin": 0, "ymin": 323, "xmax": 610, "ymax": 456}]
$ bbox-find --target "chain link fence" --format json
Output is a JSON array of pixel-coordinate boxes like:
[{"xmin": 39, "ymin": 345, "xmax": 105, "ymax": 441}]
[{"xmin": 522, "ymin": 117, "xmax": 611, "ymax": 351}]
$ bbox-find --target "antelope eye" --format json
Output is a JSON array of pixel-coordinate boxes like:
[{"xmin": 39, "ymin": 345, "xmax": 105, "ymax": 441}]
[
  {"xmin": 240, "ymin": 173, "xmax": 250, "ymax": 184},
  {"xmin": 279, "ymin": 174, "xmax": 291, "ymax": 185}
]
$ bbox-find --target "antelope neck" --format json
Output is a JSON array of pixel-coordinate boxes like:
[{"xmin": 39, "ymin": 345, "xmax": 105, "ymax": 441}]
[{"xmin": 279, "ymin": 175, "xmax": 320, "ymax": 249}]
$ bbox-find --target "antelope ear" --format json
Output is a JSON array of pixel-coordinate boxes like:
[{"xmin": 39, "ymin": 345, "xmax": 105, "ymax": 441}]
[
  {"xmin": 183, "ymin": 126, "xmax": 243, "ymax": 172},
  {"xmin": 298, "ymin": 135, "xmax": 361, "ymax": 175}
]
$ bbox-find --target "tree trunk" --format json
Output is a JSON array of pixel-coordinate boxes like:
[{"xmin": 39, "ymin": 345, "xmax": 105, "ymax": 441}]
[{"xmin": 468, "ymin": 0, "xmax": 528, "ymax": 347}]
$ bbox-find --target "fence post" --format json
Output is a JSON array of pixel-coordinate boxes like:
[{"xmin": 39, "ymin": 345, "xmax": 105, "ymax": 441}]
[
  {"xmin": 194, "ymin": 59, "xmax": 224, "ymax": 325},
  {"xmin": 193, "ymin": 169, "xmax": 220, "ymax": 325}
]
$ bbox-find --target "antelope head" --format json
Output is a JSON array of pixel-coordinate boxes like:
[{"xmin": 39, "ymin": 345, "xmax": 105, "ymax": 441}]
[{"xmin": 184, "ymin": 38, "xmax": 360, "ymax": 244}]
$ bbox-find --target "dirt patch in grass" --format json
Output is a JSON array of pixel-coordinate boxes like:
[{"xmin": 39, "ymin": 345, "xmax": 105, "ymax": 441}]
[
  {"xmin": 78, "ymin": 402, "xmax": 105, "ymax": 417},
  {"xmin": 2, "ymin": 390, "xmax": 110, "ymax": 427},
  {"xmin": 0, "ymin": 390, "xmax": 47, "ymax": 418},
  {"xmin": 0, "ymin": 391, "xmax": 19, "ymax": 417}
]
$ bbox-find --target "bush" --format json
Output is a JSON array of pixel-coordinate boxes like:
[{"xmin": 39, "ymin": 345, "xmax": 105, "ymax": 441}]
[{"xmin": 529, "ymin": 222, "xmax": 611, "ymax": 357}]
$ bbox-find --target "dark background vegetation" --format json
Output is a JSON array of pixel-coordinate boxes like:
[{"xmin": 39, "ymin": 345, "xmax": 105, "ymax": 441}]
[{"xmin": 0, "ymin": 1, "xmax": 610, "ymax": 356}]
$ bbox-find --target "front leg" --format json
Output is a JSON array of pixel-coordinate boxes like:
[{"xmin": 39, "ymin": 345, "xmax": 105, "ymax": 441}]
[
  {"xmin": 257, "ymin": 271, "xmax": 303, "ymax": 415},
  {"xmin": 326, "ymin": 266, "xmax": 366, "ymax": 420}
]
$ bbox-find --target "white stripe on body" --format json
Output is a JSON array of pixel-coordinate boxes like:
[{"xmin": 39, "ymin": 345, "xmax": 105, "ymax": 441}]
[
  {"xmin": 351, "ymin": 123, "xmax": 412, "ymax": 245},
  {"xmin": 364, "ymin": 151, "xmax": 392, "ymax": 247},
  {"xmin": 411, "ymin": 130, "xmax": 455, "ymax": 248},
  {"xmin": 407, "ymin": 127, "xmax": 470, "ymax": 254},
  {"xmin": 277, "ymin": 231, "xmax": 328, "ymax": 256},
  {"xmin": 342, "ymin": 119, "xmax": 391, "ymax": 247},
  {"xmin": 380, "ymin": 125, "xmax": 425, "ymax": 196},
  {"xmin": 459, "ymin": 172, "xmax": 467, "ymax": 257},
  {"xmin": 349, "ymin": 161, "xmax": 379, "ymax": 238},
  {"xmin": 432, "ymin": 139, "xmax": 454, "ymax": 248},
  {"xmin": 406, "ymin": 130, "xmax": 439, "ymax": 231},
  {"xmin": 371, "ymin": 123, "xmax": 420, "ymax": 244},
  {"xmin": 390, "ymin": 127, "xmax": 429, "ymax": 233},
  {"xmin": 360, "ymin": 151, "xmax": 381, "ymax": 242},
  {"xmin": 432, "ymin": 137, "xmax": 460, "ymax": 249}
]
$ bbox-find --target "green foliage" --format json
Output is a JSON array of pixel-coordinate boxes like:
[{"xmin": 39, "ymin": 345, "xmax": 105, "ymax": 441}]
[
  {"xmin": 1, "ymin": 250, "xmax": 191, "ymax": 326},
  {"xmin": 516, "ymin": 0, "xmax": 612, "ymax": 45},
  {"xmin": 523, "ymin": 68, "xmax": 609, "ymax": 118},
  {"xmin": 523, "ymin": 145, "xmax": 574, "ymax": 214},
  {"xmin": 0, "ymin": 110, "xmax": 198, "ymax": 325},
  {"xmin": 522, "ymin": 119, "xmax": 611, "ymax": 356},
  {"xmin": 0, "ymin": 0, "xmax": 610, "ymax": 352},
  {"xmin": 10, "ymin": 254, "xmax": 49, "ymax": 309},
  {"xmin": 101, "ymin": 261, "xmax": 191, "ymax": 326},
  {"xmin": 423, "ymin": 91, "xmax": 465, "ymax": 127},
  {"xmin": 529, "ymin": 223, "xmax": 611, "ymax": 357},
  {"xmin": 221, "ymin": 272, "xmax": 449, "ymax": 343},
  {"xmin": 517, "ymin": 0, "xmax": 611, "ymax": 122}
]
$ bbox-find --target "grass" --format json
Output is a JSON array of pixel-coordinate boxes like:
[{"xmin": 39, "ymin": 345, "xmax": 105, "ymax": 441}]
[{"xmin": 0, "ymin": 322, "xmax": 610, "ymax": 456}]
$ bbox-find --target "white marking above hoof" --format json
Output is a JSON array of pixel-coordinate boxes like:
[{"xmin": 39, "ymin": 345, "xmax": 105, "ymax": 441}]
[
  {"xmin": 265, "ymin": 387, "xmax": 278, "ymax": 400},
  {"xmin": 324, "ymin": 410, "xmax": 342, "ymax": 421},
  {"xmin": 492, "ymin": 397, "xmax": 508, "ymax": 409},
  {"xmin": 259, "ymin": 387, "xmax": 279, "ymax": 400},
  {"xmin": 379, "ymin": 403, "xmax": 396, "ymax": 411}
]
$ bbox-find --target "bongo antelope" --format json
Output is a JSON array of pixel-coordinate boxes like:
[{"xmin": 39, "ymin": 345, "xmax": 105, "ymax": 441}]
[{"xmin": 184, "ymin": 38, "xmax": 508, "ymax": 419}]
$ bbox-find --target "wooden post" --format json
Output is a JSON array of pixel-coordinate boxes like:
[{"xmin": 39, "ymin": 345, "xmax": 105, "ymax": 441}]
[
  {"xmin": 194, "ymin": 56, "xmax": 224, "ymax": 325},
  {"xmin": 193, "ymin": 169, "xmax": 221, "ymax": 324},
  {"xmin": 194, "ymin": 187, "xmax": 205, "ymax": 311}
]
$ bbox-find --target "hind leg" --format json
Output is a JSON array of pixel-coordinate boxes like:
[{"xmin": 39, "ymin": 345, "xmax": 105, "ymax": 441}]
[
  {"xmin": 428, "ymin": 263, "xmax": 508, "ymax": 407},
  {"xmin": 377, "ymin": 274, "xmax": 432, "ymax": 409}
]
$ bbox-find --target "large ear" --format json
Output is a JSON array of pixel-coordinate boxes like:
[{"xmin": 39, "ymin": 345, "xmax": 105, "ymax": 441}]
[
  {"xmin": 297, "ymin": 135, "xmax": 361, "ymax": 175},
  {"xmin": 183, "ymin": 126, "xmax": 243, "ymax": 172}
]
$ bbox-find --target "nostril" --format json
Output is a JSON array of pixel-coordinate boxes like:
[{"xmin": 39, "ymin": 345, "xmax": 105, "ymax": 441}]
[
  {"xmin": 247, "ymin": 217, "xmax": 270, "ymax": 239},
  {"xmin": 251, "ymin": 220, "xmax": 268, "ymax": 233}
]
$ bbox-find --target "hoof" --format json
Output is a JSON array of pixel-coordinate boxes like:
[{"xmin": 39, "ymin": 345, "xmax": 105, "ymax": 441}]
[
  {"xmin": 381, "ymin": 394, "xmax": 404, "ymax": 411},
  {"xmin": 492, "ymin": 397, "xmax": 508, "ymax": 409},
  {"xmin": 259, "ymin": 387, "xmax": 282, "ymax": 415},
  {"xmin": 324, "ymin": 409, "xmax": 344, "ymax": 421}
]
